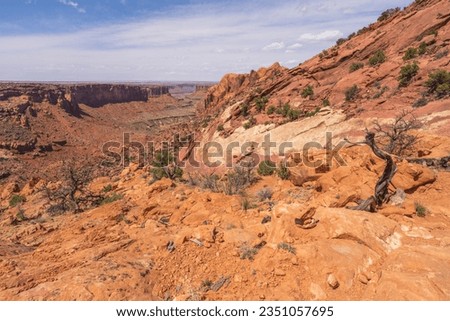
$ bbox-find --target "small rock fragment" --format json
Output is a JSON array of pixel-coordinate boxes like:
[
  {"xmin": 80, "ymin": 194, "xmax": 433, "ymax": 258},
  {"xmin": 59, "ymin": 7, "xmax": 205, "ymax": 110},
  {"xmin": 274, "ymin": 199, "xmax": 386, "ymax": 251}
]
[{"xmin": 327, "ymin": 273, "xmax": 339, "ymax": 289}]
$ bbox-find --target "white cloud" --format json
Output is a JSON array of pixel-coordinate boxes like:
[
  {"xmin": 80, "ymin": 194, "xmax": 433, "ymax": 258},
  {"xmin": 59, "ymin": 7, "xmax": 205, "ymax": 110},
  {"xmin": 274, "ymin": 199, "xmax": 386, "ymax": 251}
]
[
  {"xmin": 262, "ymin": 42, "xmax": 285, "ymax": 51},
  {"xmin": 299, "ymin": 30, "xmax": 343, "ymax": 42},
  {"xmin": 59, "ymin": 0, "xmax": 86, "ymax": 13},
  {"xmin": 0, "ymin": 0, "xmax": 412, "ymax": 81},
  {"xmin": 287, "ymin": 43, "xmax": 303, "ymax": 50}
]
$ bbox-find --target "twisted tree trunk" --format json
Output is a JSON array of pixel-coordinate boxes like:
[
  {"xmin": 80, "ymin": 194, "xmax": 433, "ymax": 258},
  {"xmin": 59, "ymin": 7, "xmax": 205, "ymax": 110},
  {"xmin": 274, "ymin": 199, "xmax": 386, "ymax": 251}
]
[{"xmin": 352, "ymin": 132, "xmax": 397, "ymax": 212}]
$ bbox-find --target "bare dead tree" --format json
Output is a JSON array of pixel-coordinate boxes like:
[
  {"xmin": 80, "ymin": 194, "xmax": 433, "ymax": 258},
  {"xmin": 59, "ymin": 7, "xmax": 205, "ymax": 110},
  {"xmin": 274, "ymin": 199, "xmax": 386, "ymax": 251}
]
[{"xmin": 373, "ymin": 109, "xmax": 422, "ymax": 156}]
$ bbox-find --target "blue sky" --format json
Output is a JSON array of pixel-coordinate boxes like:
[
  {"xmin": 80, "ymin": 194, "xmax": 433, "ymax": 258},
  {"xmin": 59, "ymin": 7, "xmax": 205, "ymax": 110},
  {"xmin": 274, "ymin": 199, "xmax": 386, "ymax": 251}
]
[{"xmin": 0, "ymin": 0, "xmax": 412, "ymax": 81}]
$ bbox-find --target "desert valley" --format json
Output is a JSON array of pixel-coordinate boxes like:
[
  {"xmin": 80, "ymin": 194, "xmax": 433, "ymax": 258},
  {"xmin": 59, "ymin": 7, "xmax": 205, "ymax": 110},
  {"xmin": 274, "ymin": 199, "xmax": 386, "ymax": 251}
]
[{"xmin": 0, "ymin": 0, "xmax": 449, "ymax": 301}]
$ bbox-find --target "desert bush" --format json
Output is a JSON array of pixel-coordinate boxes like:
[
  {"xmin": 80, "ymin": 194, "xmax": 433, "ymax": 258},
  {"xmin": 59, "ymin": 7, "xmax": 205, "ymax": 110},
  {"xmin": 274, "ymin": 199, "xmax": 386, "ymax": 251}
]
[
  {"xmin": 373, "ymin": 109, "xmax": 421, "ymax": 156},
  {"xmin": 349, "ymin": 62, "xmax": 364, "ymax": 72},
  {"xmin": 425, "ymin": 69, "xmax": 450, "ymax": 98},
  {"xmin": 415, "ymin": 202, "xmax": 427, "ymax": 217},
  {"xmin": 266, "ymin": 105, "xmax": 276, "ymax": 115},
  {"xmin": 223, "ymin": 165, "xmax": 255, "ymax": 195},
  {"xmin": 275, "ymin": 103, "xmax": 291, "ymax": 117},
  {"xmin": 277, "ymin": 161, "xmax": 290, "ymax": 180},
  {"xmin": 398, "ymin": 62, "xmax": 419, "ymax": 87},
  {"xmin": 412, "ymin": 97, "xmax": 428, "ymax": 108},
  {"xmin": 101, "ymin": 184, "xmax": 113, "ymax": 193},
  {"xmin": 200, "ymin": 173, "xmax": 220, "ymax": 192},
  {"xmin": 322, "ymin": 98, "xmax": 330, "ymax": 107},
  {"xmin": 240, "ymin": 103, "xmax": 249, "ymax": 116},
  {"xmin": 101, "ymin": 193, "xmax": 123, "ymax": 205},
  {"xmin": 305, "ymin": 107, "xmax": 321, "ymax": 117},
  {"xmin": 243, "ymin": 116, "xmax": 256, "ymax": 129},
  {"xmin": 418, "ymin": 42, "xmax": 427, "ymax": 55},
  {"xmin": 301, "ymin": 85, "xmax": 314, "ymax": 98},
  {"xmin": 377, "ymin": 8, "xmax": 400, "ymax": 22},
  {"xmin": 240, "ymin": 245, "xmax": 258, "ymax": 260},
  {"xmin": 403, "ymin": 47, "xmax": 418, "ymax": 61},
  {"xmin": 241, "ymin": 197, "xmax": 256, "ymax": 211},
  {"xmin": 345, "ymin": 85, "xmax": 360, "ymax": 101},
  {"xmin": 369, "ymin": 50, "xmax": 386, "ymax": 66},
  {"xmin": 373, "ymin": 86, "xmax": 389, "ymax": 99},
  {"xmin": 9, "ymin": 194, "xmax": 26, "ymax": 207},
  {"xmin": 255, "ymin": 96, "xmax": 268, "ymax": 112},
  {"xmin": 217, "ymin": 124, "xmax": 224, "ymax": 131},
  {"xmin": 257, "ymin": 187, "xmax": 273, "ymax": 201},
  {"xmin": 150, "ymin": 149, "xmax": 183, "ymax": 181},
  {"xmin": 287, "ymin": 108, "xmax": 301, "ymax": 121},
  {"xmin": 257, "ymin": 160, "xmax": 276, "ymax": 176},
  {"xmin": 336, "ymin": 38, "xmax": 346, "ymax": 46},
  {"xmin": 278, "ymin": 242, "xmax": 296, "ymax": 254}
]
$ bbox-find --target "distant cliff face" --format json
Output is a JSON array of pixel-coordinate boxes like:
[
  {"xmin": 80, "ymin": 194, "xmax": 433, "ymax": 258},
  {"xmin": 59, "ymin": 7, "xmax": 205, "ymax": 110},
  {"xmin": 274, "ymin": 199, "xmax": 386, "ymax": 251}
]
[
  {"xmin": 0, "ymin": 83, "xmax": 170, "ymax": 109},
  {"xmin": 70, "ymin": 84, "xmax": 148, "ymax": 107}
]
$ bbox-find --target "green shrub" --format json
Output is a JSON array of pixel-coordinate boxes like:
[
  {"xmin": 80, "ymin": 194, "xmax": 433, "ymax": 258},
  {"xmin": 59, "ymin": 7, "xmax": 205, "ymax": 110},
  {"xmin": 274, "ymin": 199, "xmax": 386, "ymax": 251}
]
[
  {"xmin": 278, "ymin": 242, "xmax": 296, "ymax": 254},
  {"xmin": 240, "ymin": 103, "xmax": 249, "ymax": 116},
  {"xmin": 349, "ymin": 62, "xmax": 364, "ymax": 72},
  {"xmin": 257, "ymin": 160, "xmax": 276, "ymax": 176},
  {"xmin": 266, "ymin": 105, "xmax": 276, "ymax": 115},
  {"xmin": 287, "ymin": 109, "xmax": 301, "ymax": 121},
  {"xmin": 336, "ymin": 38, "xmax": 346, "ymax": 46},
  {"xmin": 276, "ymin": 103, "xmax": 291, "ymax": 117},
  {"xmin": 277, "ymin": 161, "xmax": 290, "ymax": 180},
  {"xmin": 101, "ymin": 184, "xmax": 113, "ymax": 193},
  {"xmin": 425, "ymin": 69, "xmax": 450, "ymax": 98},
  {"xmin": 257, "ymin": 187, "xmax": 273, "ymax": 201},
  {"xmin": 217, "ymin": 124, "xmax": 224, "ymax": 131},
  {"xmin": 398, "ymin": 62, "xmax": 419, "ymax": 87},
  {"xmin": 305, "ymin": 106, "xmax": 321, "ymax": 117},
  {"xmin": 345, "ymin": 85, "xmax": 360, "ymax": 101},
  {"xmin": 418, "ymin": 42, "xmax": 427, "ymax": 55},
  {"xmin": 150, "ymin": 149, "xmax": 183, "ymax": 181},
  {"xmin": 322, "ymin": 98, "xmax": 330, "ymax": 107},
  {"xmin": 377, "ymin": 8, "xmax": 400, "ymax": 22},
  {"xmin": 412, "ymin": 97, "xmax": 428, "ymax": 108},
  {"xmin": 255, "ymin": 96, "xmax": 268, "ymax": 112},
  {"xmin": 243, "ymin": 116, "xmax": 256, "ymax": 129},
  {"xmin": 9, "ymin": 195, "xmax": 26, "ymax": 207},
  {"xmin": 369, "ymin": 50, "xmax": 386, "ymax": 66},
  {"xmin": 101, "ymin": 193, "xmax": 123, "ymax": 205},
  {"xmin": 415, "ymin": 202, "xmax": 427, "ymax": 217},
  {"xmin": 240, "ymin": 245, "xmax": 258, "ymax": 260},
  {"xmin": 241, "ymin": 198, "xmax": 256, "ymax": 211},
  {"xmin": 301, "ymin": 85, "xmax": 314, "ymax": 98},
  {"xmin": 403, "ymin": 47, "xmax": 418, "ymax": 61}
]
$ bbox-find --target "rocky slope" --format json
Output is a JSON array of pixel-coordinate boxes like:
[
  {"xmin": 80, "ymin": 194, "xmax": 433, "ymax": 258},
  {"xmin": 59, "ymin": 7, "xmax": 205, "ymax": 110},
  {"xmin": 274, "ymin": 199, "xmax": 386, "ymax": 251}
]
[{"xmin": 0, "ymin": 0, "xmax": 449, "ymax": 301}]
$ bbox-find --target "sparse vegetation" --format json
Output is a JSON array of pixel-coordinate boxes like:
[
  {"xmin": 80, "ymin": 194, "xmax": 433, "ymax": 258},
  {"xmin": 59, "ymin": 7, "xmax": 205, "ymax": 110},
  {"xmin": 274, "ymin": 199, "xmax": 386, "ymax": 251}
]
[
  {"xmin": 257, "ymin": 160, "xmax": 276, "ymax": 176},
  {"xmin": 277, "ymin": 161, "xmax": 290, "ymax": 180},
  {"xmin": 278, "ymin": 242, "xmax": 296, "ymax": 254},
  {"xmin": 266, "ymin": 105, "xmax": 276, "ymax": 115},
  {"xmin": 301, "ymin": 85, "xmax": 314, "ymax": 98},
  {"xmin": 101, "ymin": 184, "xmax": 113, "ymax": 193},
  {"xmin": 336, "ymin": 38, "xmax": 346, "ymax": 46},
  {"xmin": 9, "ymin": 194, "xmax": 26, "ymax": 207},
  {"xmin": 412, "ymin": 97, "xmax": 428, "ymax": 108},
  {"xmin": 425, "ymin": 69, "xmax": 450, "ymax": 98},
  {"xmin": 349, "ymin": 62, "xmax": 364, "ymax": 72},
  {"xmin": 240, "ymin": 245, "xmax": 258, "ymax": 260},
  {"xmin": 257, "ymin": 187, "xmax": 273, "ymax": 201},
  {"xmin": 322, "ymin": 98, "xmax": 330, "ymax": 107},
  {"xmin": 223, "ymin": 165, "xmax": 255, "ymax": 195},
  {"xmin": 241, "ymin": 197, "xmax": 256, "ymax": 211},
  {"xmin": 287, "ymin": 108, "xmax": 301, "ymax": 121},
  {"xmin": 255, "ymin": 96, "xmax": 268, "ymax": 112},
  {"xmin": 305, "ymin": 107, "xmax": 321, "ymax": 117},
  {"xmin": 373, "ymin": 109, "xmax": 421, "ymax": 156},
  {"xmin": 101, "ymin": 193, "xmax": 123, "ymax": 205},
  {"xmin": 415, "ymin": 202, "xmax": 427, "ymax": 217},
  {"xmin": 403, "ymin": 47, "xmax": 418, "ymax": 61},
  {"xmin": 217, "ymin": 124, "xmax": 224, "ymax": 131},
  {"xmin": 240, "ymin": 103, "xmax": 249, "ymax": 116},
  {"xmin": 398, "ymin": 62, "xmax": 419, "ymax": 87},
  {"xmin": 418, "ymin": 42, "xmax": 427, "ymax": 55},
  {"xmin": 243, "ymin": 116, "xmax": 256, "ymax": 129},
  {"xmin": 345, "ymin": 85, "xmax": 360, "ymax": 101},
  {"xmin": 373, "ymin": 86, "xmax": 389, "ymax": 99},
  {"xmin": 150, "ymin": 149, "xmax": 183, "ymax": 181},
  {"xmin": 369, "ymin": 50, "xmax": 386, "ymax": 66}
]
